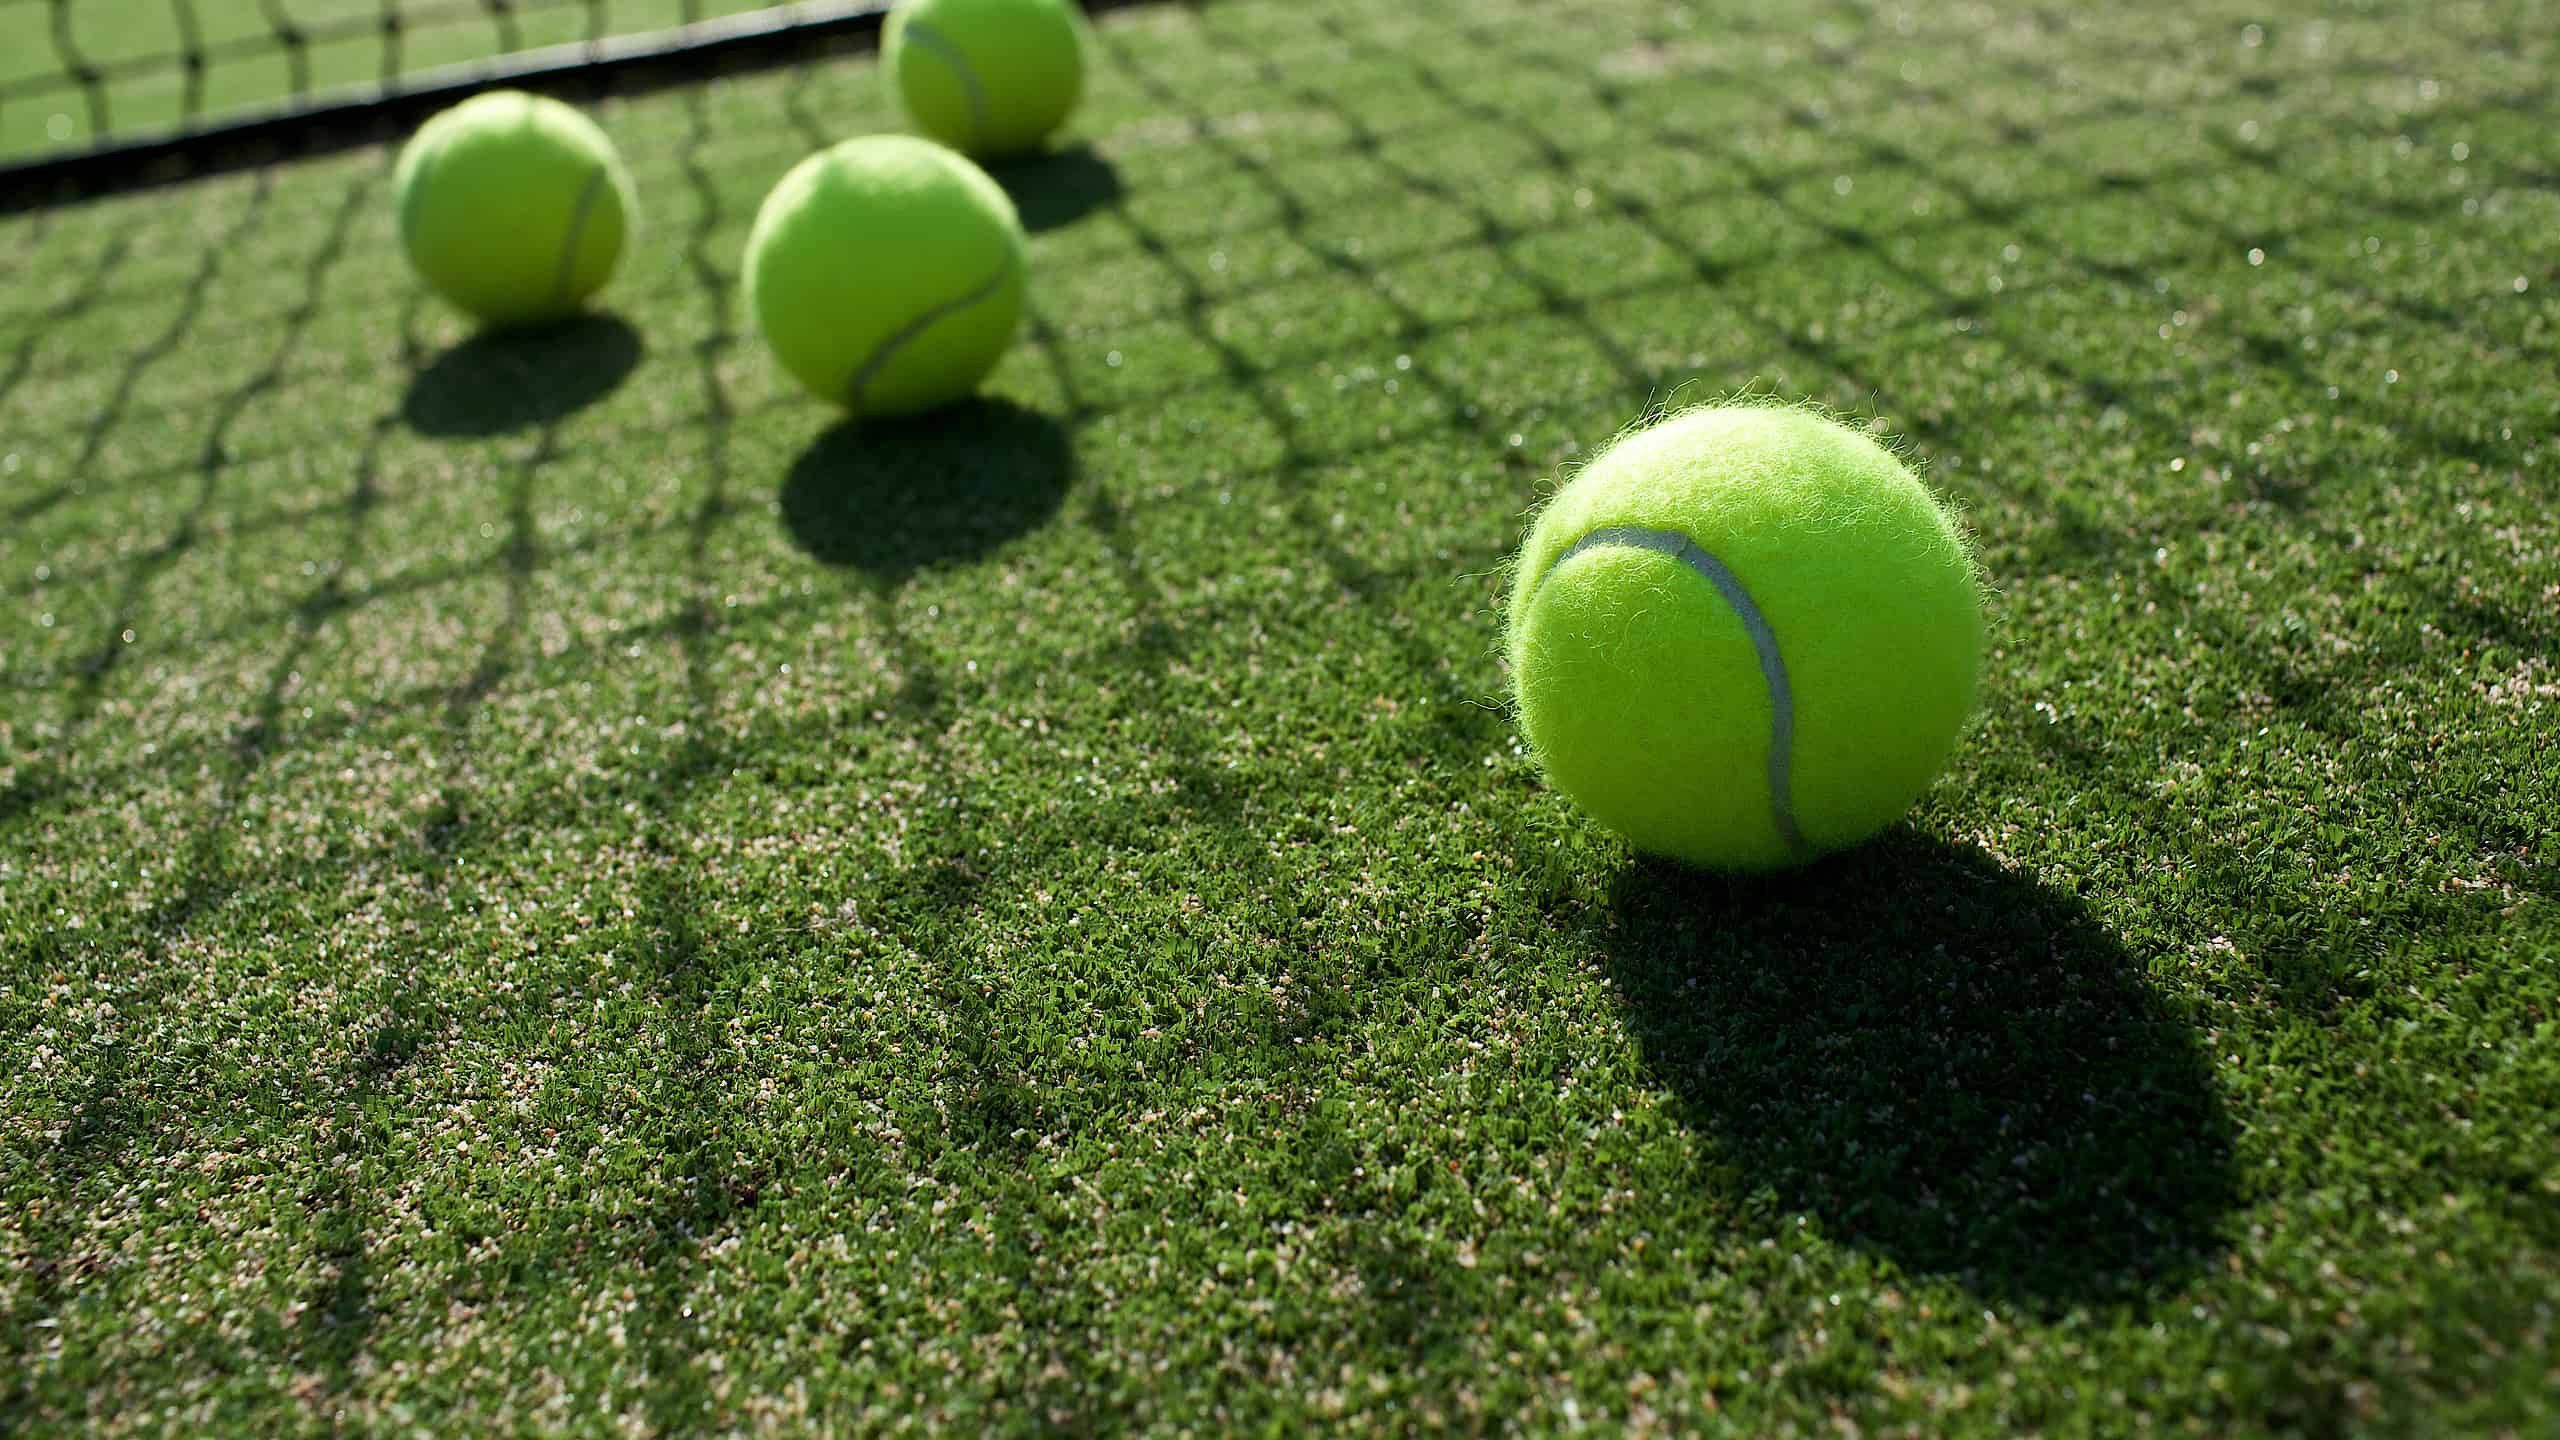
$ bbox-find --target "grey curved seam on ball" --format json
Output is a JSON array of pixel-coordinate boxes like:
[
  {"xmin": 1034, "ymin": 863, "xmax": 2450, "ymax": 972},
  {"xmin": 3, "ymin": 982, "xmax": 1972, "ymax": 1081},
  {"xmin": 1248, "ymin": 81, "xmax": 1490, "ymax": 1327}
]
[
  {"xmin": 1538, "ymin": 525, "xmax": 1811, "ymax": 857},
  {"xmin": 900, "ymin": 20, "xmax": 991, "ymax": 147},
  {"xmin": 547, "ymin": 164, "xmax": 610, "ymax": 309},
  {"xmin": 844, "ymin": 260, "xmax": 1015, "ymax": 414}
]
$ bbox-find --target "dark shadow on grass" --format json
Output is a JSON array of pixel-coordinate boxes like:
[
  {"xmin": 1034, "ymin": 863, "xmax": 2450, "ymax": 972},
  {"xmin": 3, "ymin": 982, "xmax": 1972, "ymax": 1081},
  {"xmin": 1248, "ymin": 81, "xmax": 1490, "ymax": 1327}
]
[
  {"xmin": 400, "ymin": 314, "xmax": 644, "ymax": 437},
  {"xmin": 779, "ymin": 399, "xmax": 1074, "ymax": 581},
  {"xmin": 985, "ymin": 144, "xmax": 1124, "ymax": 232},
  {"xmin": 1606, "ymin": 833, "xmax": 2236, "ymax": 1312}
]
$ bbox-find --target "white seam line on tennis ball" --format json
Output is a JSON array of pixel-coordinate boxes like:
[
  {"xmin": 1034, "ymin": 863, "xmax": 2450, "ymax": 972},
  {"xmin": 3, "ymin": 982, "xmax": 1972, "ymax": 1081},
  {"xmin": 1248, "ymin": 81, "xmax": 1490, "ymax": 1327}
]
[
  {"xmin": 548, "ymin": 164, "xmax": 610, "ymax": 309},
  {"xmin": 1539, "ymin": 525, "xmax": 1810, "ymax": 858},
  {"xmin": 844, "ymin": 259, "xmax": 1015, "ymax": 415},
  {"xmin": 900, "ymin": 20, "xmax": 991, "ymax": 148}
]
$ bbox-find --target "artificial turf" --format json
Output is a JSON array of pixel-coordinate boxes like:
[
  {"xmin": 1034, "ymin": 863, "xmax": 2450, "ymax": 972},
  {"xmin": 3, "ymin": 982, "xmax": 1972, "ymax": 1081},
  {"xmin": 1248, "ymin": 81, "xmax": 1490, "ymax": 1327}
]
[{"xmin": 3, "ymin": 0, "xmax": 2556, "ymax": 1433}]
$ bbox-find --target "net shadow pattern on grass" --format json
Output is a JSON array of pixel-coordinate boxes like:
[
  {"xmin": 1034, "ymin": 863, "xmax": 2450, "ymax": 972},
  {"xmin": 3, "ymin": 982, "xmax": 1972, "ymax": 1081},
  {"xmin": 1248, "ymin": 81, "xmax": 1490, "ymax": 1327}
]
[
  {"xmin": 4, "ymin": 158, "xmax": 424, "ymax": 1380},
  {"xmin": 0, "ymin": 0, "xmax": 2546, "ymax": 916},
  {"xmin": 1, "ymin": 0, "xmax": 2547, "ymax": 837},
  {"xmin": 0, "ymin": 0, "xmax": 2519, "ymax": 366},
  {"xmin": 3, "ymin": 6, "xmax": 2545, "ymax": 489},
  {"xmin": 1, "ymin": 4, "xmax": 2555, "ymax": 1398},
  {"xmin": 606, "ymin": 82, "xmax": 752, "ymax": 1428}
]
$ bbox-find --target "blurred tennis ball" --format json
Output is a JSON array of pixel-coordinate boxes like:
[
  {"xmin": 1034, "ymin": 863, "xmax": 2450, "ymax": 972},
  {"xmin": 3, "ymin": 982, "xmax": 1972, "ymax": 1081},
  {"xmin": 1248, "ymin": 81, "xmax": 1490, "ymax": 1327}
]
[
  {"xmin": 1505, "ymin": 404, "xmax": 1985, "ymax": 871},
  {"xmin": 394, "ymin": 90, "xmax": 635, "ymax": 328},
  {"xmin": 883, "ymin": 0, "xmax": 1089, "ymax": 157},
  {"xmin": 742, "ymin": 135, "xmax": 1028, "ymax": 416}
]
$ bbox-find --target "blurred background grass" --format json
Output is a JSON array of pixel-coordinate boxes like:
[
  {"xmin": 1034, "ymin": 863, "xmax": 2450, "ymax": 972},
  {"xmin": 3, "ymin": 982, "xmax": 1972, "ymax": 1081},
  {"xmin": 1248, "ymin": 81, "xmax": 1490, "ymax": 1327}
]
[{"xmin": 0, "ymin": 0, "xmax": 800, "ymax": 160}]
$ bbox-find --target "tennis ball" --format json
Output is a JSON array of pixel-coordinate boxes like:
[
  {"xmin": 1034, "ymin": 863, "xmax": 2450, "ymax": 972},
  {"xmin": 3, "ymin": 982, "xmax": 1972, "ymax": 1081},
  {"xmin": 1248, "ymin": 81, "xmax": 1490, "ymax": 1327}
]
[
  {"xmin": 394, "ymin": 90, "xmax": 634, "ymax": 328},
  {"xmin": 743, "ymin": 135, "xmax": 1027, "ymax": 417},
  {"xmin": 882, "ymin": 0, "xmax": 1089, "ymax": 157},
  {"xmin": 1505, "ymin": 405, "xmax": 1984, "ymax": 871}
]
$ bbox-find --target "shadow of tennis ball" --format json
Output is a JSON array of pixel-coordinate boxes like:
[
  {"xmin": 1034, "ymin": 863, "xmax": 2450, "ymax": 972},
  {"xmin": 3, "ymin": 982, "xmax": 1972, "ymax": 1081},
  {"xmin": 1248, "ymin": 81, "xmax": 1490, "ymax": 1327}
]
[
  {"xmin": 401, "ymin": 313, "xmax": 644, "ymax": 437},
  {"xmin": 984, "ymin": 144, "xmax": 1124, "ymax": 233},
  {"xmin": 779, "ymin": 398, "xmax": 1074, "ymax": 581},
  {"xmin": 1604, "ymin": 833, "xmax": 2238, "ymax": 1312}
]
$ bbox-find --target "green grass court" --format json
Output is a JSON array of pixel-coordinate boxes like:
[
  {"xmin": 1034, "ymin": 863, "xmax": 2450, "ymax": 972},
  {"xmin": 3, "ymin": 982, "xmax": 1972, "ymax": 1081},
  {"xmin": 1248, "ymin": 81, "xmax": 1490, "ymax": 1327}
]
[{"xmin": 3, "ymin": 0, "xmax": 2556, "ymax": 1433}]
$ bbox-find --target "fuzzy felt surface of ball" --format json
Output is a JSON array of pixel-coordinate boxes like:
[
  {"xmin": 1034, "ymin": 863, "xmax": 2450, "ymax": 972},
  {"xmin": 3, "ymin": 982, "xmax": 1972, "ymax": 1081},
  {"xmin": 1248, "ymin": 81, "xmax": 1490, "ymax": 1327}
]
[
  {"xmin": 883, "ymin": 0, "xmax": 1089, "ymax": 156},
  {"xmin": 742, "ymin": 135, "xmax": 1028, "ymax": 417},
  {"xmin": 394, "ymin": 90, "xmax": 634, "ymax": 328},
  {"xmin": 1504, "ymin": 405, "xmax": 1985, "ymax": 871}
]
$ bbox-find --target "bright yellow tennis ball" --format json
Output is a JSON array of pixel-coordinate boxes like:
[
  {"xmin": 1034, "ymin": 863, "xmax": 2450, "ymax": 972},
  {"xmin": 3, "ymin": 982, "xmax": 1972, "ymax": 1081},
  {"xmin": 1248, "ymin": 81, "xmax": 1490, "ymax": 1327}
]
[
  {"xmin": 882, "ymin": 0, "xmax": 1089, "ymax": 157},
  {"xmin": 393, "ymin": 90, "xmax": 634, "ymax": 328},
  {"xmin": 743, "ymin": 135, "xmax": 1028, "ymax": 417},
  {"xmin": 1505, "ymin": 405, "xmax": 1986, "ymax": 871}
]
